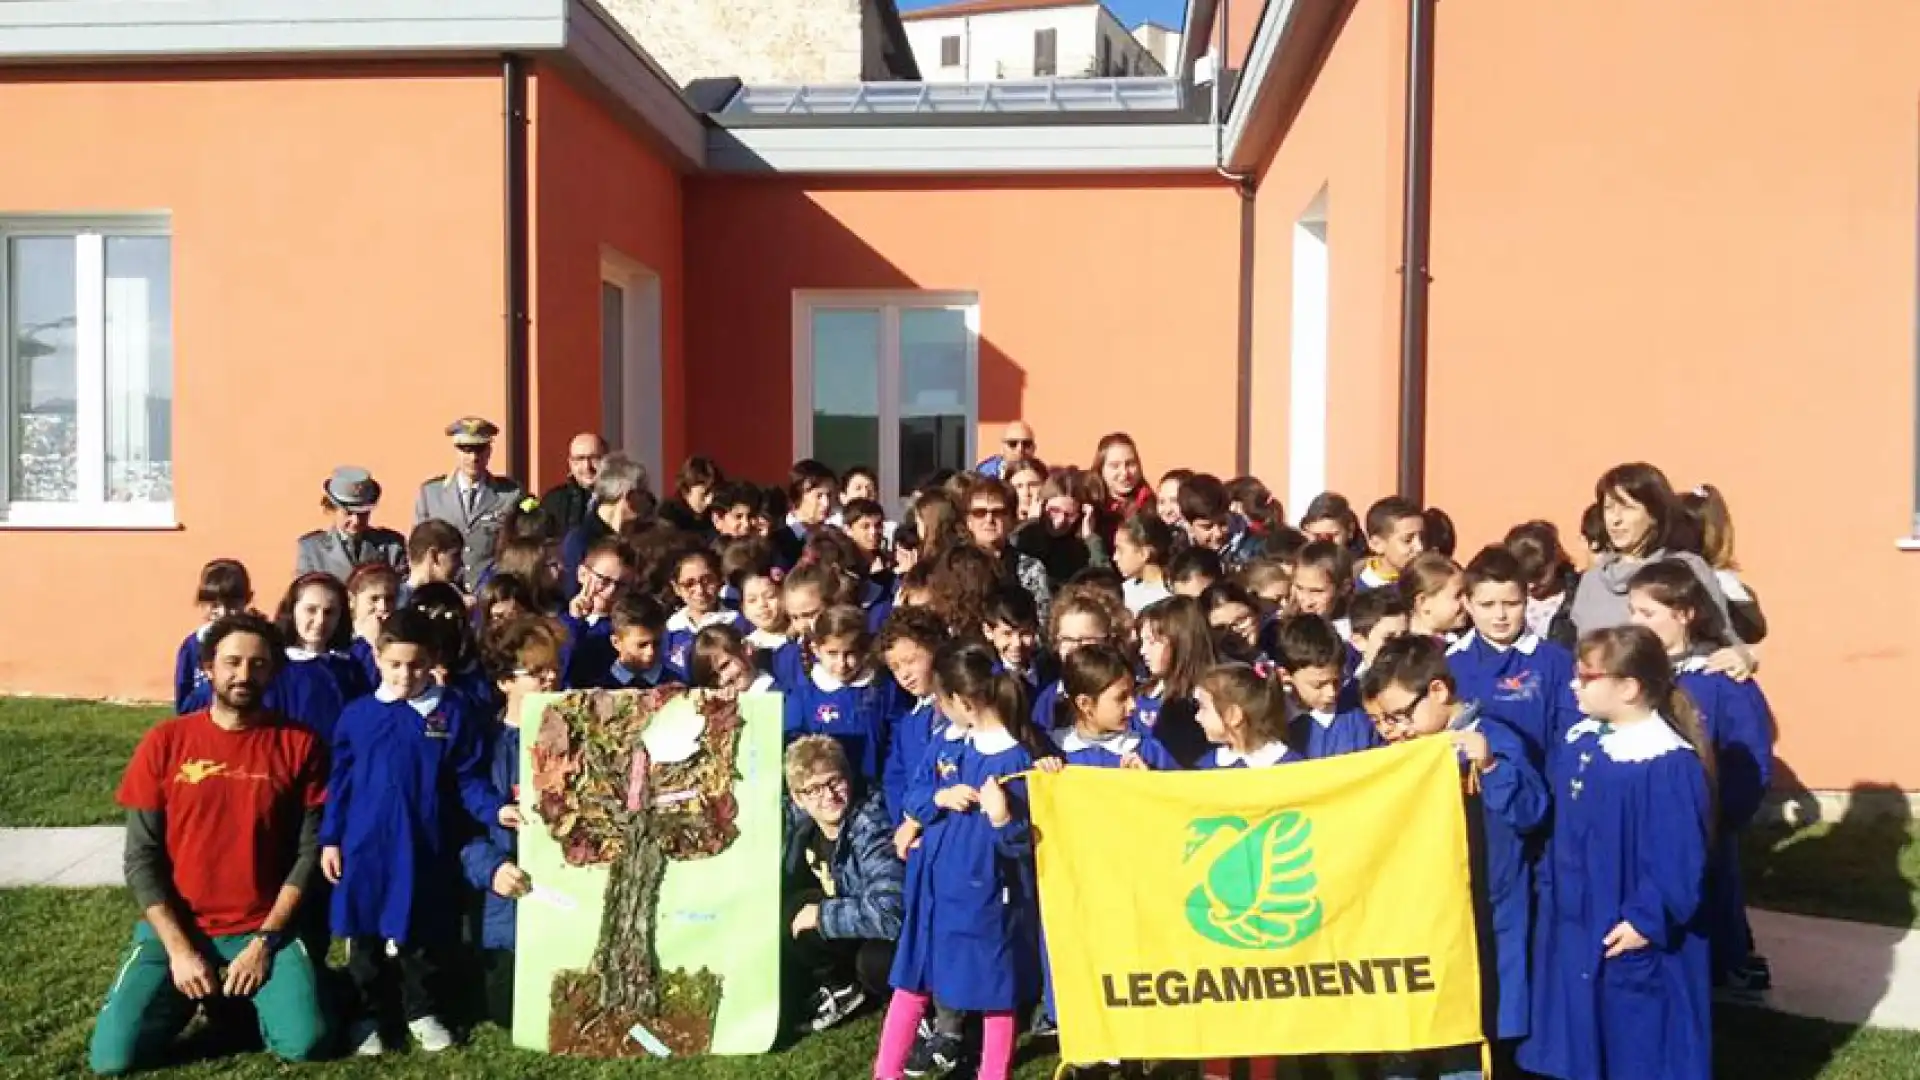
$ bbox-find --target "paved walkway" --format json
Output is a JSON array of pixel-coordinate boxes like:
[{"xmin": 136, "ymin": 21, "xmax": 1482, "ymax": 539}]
[{"xmin": 1, "ymin": 828, "xmax": 1917, "ymax": 1031}]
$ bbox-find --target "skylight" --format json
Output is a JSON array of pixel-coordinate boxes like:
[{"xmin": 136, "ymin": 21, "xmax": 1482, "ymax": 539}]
[{"xmin": 720, "ymin": 77, "xmax": 1185, "ymax": 117}]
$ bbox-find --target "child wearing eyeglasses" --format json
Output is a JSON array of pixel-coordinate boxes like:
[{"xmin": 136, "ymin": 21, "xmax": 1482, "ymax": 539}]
[
  {"xmin": 1027, "ymin": 584, "xmax": 1128, "ymax": 733},
  {"xmin": 664, "ymin": 548, "xmax": 734, "ymax": 673},
  {"xmin": 1360, "ymin": 634, "xmax": 1548, "ymax": 1080},
  {"xmin": 1519, "ymin": 625, "xmax": 1713, "ymax": 1080},
  {"xmin": 559, "ymin": 536, "xmax": 634, "ymax": 688}
]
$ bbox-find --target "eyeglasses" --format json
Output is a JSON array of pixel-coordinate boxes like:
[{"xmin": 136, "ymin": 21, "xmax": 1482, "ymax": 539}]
[
  {"xmin": 1572, "ymin": 667, "xmax": 1619, "ymax": 688},
  {"xmin": 511, "ymin": 667, "xmax": 558, "ymax": 682},
  {"xmin": 569, "ymin": 453, "xmax": 604, "ymax": 464},
  {"xmin": 582, "ymin": 564, "xmax": 623, "ymax": 589},
  {"xmin": 794, "ymin": 775, "xmax": 849, "ymax": 801},
  {"xmin": 969, "ymin": 506, "xmax": 1010, "ymax": 521},
  {"xmin": 1372, "ymin": 686, "xmax": 1431, "ymax": 730},
  {"xmin": 1004, "ymin": 438, "xmax": 1035, "ymax": 450},
  {"xmin": 677, "ymin": 574, "xmax": 720, "ymax": 590},
  {"xmin": 1058, "ymin": 635, "xmax": 1108, "ymax": 652}
]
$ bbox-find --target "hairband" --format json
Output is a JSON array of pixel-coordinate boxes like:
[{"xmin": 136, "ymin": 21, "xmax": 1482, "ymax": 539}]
[{"xmin": 519, "ymin": 496, "xmax": 541, "ymax": 513}]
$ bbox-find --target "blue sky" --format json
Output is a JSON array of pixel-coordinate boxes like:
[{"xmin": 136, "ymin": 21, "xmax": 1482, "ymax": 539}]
[{"xmin": 898, "ymin": 0, "xmax": 1188, "ymax": 30}]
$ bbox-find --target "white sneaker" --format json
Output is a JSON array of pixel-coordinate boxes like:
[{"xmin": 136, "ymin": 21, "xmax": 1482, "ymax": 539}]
[
  {"xmin": 350, "ymin": 1021, "xmax": 385, "ymax": 1057},
  {"xmin": 408, "ymin": 1015, "xmax": 455, "ymax": 1053}
]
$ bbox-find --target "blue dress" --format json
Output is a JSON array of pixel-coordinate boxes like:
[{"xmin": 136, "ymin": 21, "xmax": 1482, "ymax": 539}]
[
  {"xmin": 1029, "ymin": 679, "xmax": 1064, "ymax": 733},
  {"xmin": 1048, "ymin": 722, "xmax": 1179, "ymax": 770},
  {"xmin": 349, "ymin": 637, "xmax": 379, "ymax": 694},
  {"xmin": 890, "ymin": 727, "xmax": 1040, "ymax": 1012},
  {"xmin": 319, "ymin": 687, "xmax": 503, "ymax": 944},
  {"xmin": 559, "ymin": 613, "xmax": 615, "ymax": 689},
  {"xmin": 1519, "ymin": 717, "xmax": 1711, "ymax": 1080},
  {"xmin": 1677, "ymin": 659, "xmax": 1775, "ymax": 982},
  {"xmin": 782, "ymin": 665, "xmax": 898, "ymax": 786},
  {"xmin": 1451, "ymin": 709, "xmax": 1550, "ymax": 1042},
  {"xmin": 1447, "ymin": 631, "xmax": 1580, "ymax": 766},
  {"xmin": 1287, "ymin": 707, "xmax": 1382, "ymax": 760},
  {"xmin": 882, "ymin": 694, "xmax": 943, "ymax": 827}
]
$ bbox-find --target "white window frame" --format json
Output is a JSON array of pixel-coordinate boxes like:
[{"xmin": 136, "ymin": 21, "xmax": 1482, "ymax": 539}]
[
  {"xmin": 791, "ymin": 291, "xmax": 980, "ymax": 505},
  {"xmin": 0, "ymin": 215, "xmax": 174, "ymax": 529},
  {"xmin": 599, "ymin": 250, "xmax": 664, "ymax": 488}
]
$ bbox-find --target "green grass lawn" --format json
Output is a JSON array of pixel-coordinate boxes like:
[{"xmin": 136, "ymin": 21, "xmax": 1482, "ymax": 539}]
[
  {"xmin": 3, "ymin": 888, "xmax": 1919, "ymax": 1080},
  {"xmin": 1742, "ymin": 817, "xmax": 1920, "ymax": 930},
  {"xmin": 0, "ymin": 698, "xmax": 163, "ymax": 826}
]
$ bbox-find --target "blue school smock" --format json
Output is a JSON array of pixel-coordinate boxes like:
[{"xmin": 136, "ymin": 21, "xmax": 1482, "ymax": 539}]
[
  {"xmin": 663, "ymin": 608, "xmax": 739, "ymax": 677},
  {"xmin": 767, "ymin": 640, "xmax": 810, "ymax": 693},
  {"xmin": 1677, "ymin": 657, "xmax": 1775, "ymax": 982},
  {"xmin": 1048, "ymin": 722, "xmax": 1179, "ymax": 770},
  {"xmin": 1195, "ymin": 739, "xmax": 1298, "ymax": 770},
  {"xmin": 1447, "ymin": 630, "xmax": 1580, "ymax": 765},
  {"xmin": 1519, "ymin": 717, "xmax": 1711, "ymax": 1080},
  {"xmin": 586, "ymin": 658, "xmax": 685, "ymax": 692},
  {"xmin": 323, "ymin": 650, "xmax": 372, "ymax": 702},
  {"xmin": 783, "ymin": 665, "xmax": 897, "ymax": 786},
  {"xmin": 319, "ymin": 686, "xmax": 504, "ymax": 944},
  {"xmin": 459, "ymin": 721, "xmax": 520, "ymax": 951},
  {"xmin": 349, "ymin": 637, "xmax": 379, "ymax": 694},
  {"xmin": 889, "ymin": 727, "xmax": 1040, "ymax": 1012},
  {"xmin": 1029, "ymin": 679, "xmax": 1064, "ymax": 733},
  {"xmin": 1287, "ymin": 706, "xmax": 1381, "ymax": 760},
  {"xmin": 1450, "ymin": 707, "xmax": 1550, "ymax": 1042},
  {"xmin": 882, "ymin": 694, "xmax": 943, "ymax": 827},
  {"xmin": 559, "ymin": 613, "xmax": 615, "ymax": 689},
  {"xmin": 172, "ymin": 627, "xmax": 209, "ymax": 713}
]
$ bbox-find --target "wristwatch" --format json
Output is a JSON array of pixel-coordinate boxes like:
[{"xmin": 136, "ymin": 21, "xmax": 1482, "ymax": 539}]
[{"xmin": 255, "ymin": 929, "xmax": 287, "ymax": 951}]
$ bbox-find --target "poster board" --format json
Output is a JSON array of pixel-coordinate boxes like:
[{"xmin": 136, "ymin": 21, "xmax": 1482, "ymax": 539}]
[{"xmin": 511, "ymin": 689, "xmax": 784, "ymax": 1057}]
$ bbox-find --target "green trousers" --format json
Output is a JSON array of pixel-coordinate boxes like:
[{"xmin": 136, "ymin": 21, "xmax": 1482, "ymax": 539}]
[{"xmin": 89, "ymin": 921, "xmax": 326, "ymax": 1075}]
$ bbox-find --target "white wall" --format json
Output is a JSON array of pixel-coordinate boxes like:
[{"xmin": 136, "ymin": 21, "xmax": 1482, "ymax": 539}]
[{"xmin": 906, "ymin": 3, "xmax": 1160, "ymax": 82}]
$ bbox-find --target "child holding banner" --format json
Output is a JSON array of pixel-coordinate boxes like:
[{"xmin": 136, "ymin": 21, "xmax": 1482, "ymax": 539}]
[
  {"xmin": 1360, "ymin": 634, "xmax": 1550, "ymax": 1078},
  {"xmin": 1519, "ymin": 625, "xmax": 1713, "ymax": 1080},
  {"xmin": 878, "ymin": 641, "xmax": 1047, "ymax": 1080}
]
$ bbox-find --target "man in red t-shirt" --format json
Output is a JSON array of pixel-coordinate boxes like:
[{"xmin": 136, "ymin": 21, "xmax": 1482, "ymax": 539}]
[{"xmin": 89, "ymin": 614, "xmax": 328, "ymax": 1075}]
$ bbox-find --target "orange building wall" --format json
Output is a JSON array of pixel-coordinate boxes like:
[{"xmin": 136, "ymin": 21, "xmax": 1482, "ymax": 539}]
[
  {"xmin": 1247, "ymin": 0, "xmax": 1406, "ymax": 498},
  {"xmin": 528, "ymin": 69, "xmax": 686, "ymax": 492},
  {"xmin": 1424, "ymin": 0, "xmax": 1920, "ymax": 789},
  {"xmin": 682, "ymin": 178, "xmax": 1242, "ymax": 483},
  {"xmin": 0, "ymin": 65, "xmax": 504, "ymax": 702}
]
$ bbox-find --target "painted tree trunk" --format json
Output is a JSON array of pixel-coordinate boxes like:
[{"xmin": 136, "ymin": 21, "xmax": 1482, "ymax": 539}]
[{"xmin": 593, "ymin": 806, "xmax": 667, "ymax": 1015}]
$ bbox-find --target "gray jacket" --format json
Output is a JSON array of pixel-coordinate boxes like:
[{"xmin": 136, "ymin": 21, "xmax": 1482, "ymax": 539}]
[
  {"xmin": 414, "ymin": 473, "xmax": 525, "ymax": 589},
  {"xmin": 294, "ymin": 527, "xmax": 406, "ymax": 583},
  {"xmin": 1568, "ymin": 548, "xmax": 1741, "ymax": 644}
]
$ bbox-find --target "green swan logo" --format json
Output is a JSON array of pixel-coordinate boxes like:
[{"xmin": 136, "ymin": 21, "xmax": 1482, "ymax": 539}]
[{"xmin": 1181, "ymin": 810, "xmax": 1324, "ymax": 950}]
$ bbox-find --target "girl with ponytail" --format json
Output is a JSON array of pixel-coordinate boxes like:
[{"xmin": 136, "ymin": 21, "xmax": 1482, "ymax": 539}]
[
  {"xmin": 876, "ymin": 641, "xmax": 1042, "ymax": 1080},
  {"xmin": 1519, "ymin": 624, "xmax": 1713, "ymax": 1080}
]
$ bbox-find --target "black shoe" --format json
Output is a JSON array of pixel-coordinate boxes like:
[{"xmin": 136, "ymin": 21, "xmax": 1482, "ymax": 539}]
[
  {"xmin": 905, "ymin": 1031, "xmax": 964, "ymax": 1077},
  {"xmin": 807, "ymin": 983, "xmax": 866, "ymax": 1032}
]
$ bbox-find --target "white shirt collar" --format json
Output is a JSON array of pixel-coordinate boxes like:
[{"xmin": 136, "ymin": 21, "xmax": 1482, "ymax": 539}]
[
  {"xmin": 666, "ymin": 608, "xmax": 734, "ymax": 634},
  {"xmin": 194, "ymin": 622, "xmax": 213, "ymax": 642},
  {"xmin": 745, "ymin": 672, "xmax": 776, "ymax": 693},
  {"xmin": 1447, "ymin": 629, "xmax": 1539, "ymax": 656},
  {"xmin": 745, "ymin": 628, "xmax": 788, "ymax": 650},
  {"xmin": 285, "ymin": 646, "xmax": 319, "ymax": 663},
  {"xmin": 1674, "ymin": 652, "xmax": 1713, "ymax": 674},
  {"xmin": 374, "ymin": 684, "xmax": 444, "ymax": 716},
  {"xmin": 968, "ymin": 726, "xmax": 1019, "ymax": 755},
  {"xmin": 1214, "ymin": 739, "xmax": 1291, "ymax": 768},
  {"xmin": 810, "ymin": 664, "xmax": 874, "ymax": 693},
  {"xmin": 1052, "ymin": 726, "xmax": 1140, "ymax": 756},
  {"xmin": 1565, "ymin": 713, "xmax": 1691, "ymax": 763}
]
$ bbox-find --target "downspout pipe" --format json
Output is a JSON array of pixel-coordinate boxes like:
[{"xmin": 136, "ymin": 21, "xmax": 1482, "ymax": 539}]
[
  {"xmin": 1395, "ymin": 0, "xmax": 1436, "ymax": 503},
  {"xmin": 503, "ymin": 54, "xmax": 532, "ymax": 485}
]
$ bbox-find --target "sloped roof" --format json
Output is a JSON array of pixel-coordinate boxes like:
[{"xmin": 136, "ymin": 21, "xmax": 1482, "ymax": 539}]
[{"xmin": 901, "ymin": 0, "xmax": 1093, "ymax": 22}]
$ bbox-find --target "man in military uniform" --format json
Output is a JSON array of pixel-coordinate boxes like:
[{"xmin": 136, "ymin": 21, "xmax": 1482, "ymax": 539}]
[
  {"xmin": 295, "ymin": 466, "xmax": 407, "ymax": 582},
  {"xmin": 414, "ymin": 417, "xmax": 524, "ymax": 591}
]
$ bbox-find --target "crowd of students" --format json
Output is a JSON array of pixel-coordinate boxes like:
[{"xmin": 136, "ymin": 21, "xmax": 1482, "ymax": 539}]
[{"xmin": 110, "ymin": 430, "xmax": 1775, "ymax": 1080}]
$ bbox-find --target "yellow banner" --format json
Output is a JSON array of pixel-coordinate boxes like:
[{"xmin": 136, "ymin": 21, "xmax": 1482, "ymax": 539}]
[{"xmin": 1031, "ymin": 738, "xmax": 1483, "ymax": 1063}]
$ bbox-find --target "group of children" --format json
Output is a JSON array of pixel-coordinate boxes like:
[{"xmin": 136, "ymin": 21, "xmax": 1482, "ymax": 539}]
[{"xmin": 165, "ymin": 448, "xmax": 1771, "ymax": 1080}]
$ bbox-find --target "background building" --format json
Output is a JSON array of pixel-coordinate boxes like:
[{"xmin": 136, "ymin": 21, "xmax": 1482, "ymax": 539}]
[{"xmin": 903, "ymin": 0, "xmax": 1163, "ymax": 80}]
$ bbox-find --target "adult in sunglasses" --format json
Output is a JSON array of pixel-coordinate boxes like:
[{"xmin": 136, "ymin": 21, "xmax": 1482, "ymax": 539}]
[
  {"xmin": 973, "ymin": 421, "xmax": 1038, "ymax": 480},
  {"xmin": 961, "ymin": 474, "xmax": 1053, "ymax": 619}
]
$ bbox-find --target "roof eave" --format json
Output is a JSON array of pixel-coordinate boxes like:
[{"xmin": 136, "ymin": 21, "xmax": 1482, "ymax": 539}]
[
  {"xmin": 1218, "ymin": 0, "xmax": 1348, "ymax": 175},
  {"xmin": 707, "ymin": 122, "xmax": 1221, "ymax": 176}
]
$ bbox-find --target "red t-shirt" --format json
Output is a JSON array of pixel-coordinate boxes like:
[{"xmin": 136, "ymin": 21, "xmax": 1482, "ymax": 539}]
[{"xmin": 116, "ymin": 711, "xmax": 326, "ymax": 937}]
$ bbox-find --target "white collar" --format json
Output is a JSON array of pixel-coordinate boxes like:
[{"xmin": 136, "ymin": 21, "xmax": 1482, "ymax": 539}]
[
  {"xmin": 1447, "ymin": 630, "xmax": 1539, "ymax": 656},
  {"xmin": 1052, "ymin": 726, "xmax": 1140, "ymax": 756},
  {"xmin": 940, "ymin": 721, "xmax": 969, "ymax": 742},
  {"xmin": 375, "ymin": 684, "xmax": 444, "ymax": 716},
  {"xmin": 745, "ymin": 672, "xmax": 775, "ymax": 693},
  {"xmin": 285, "ymin": 646, "xmax": 319, "ymax": 663},
  {"xmin": 745, "ymin": 627, "xmax": 788, "ymax": 650},
  {"xmin": 1287, "ymin": 700, "xmax": 1337, "ymax": 729},
  {"xmin": 1565, "ymin": 714, "xmax": 1691, "ymax": 763},
  {"xmin": 968, "ymin": 726, "xmax": 1018, "ymax": 755},
  {"xmin": 194, "ymin": 623, "xmax": 213, "ymax": 642},
  {"xmin": 666, "ymin": 608, "xmax": 733, "ymax": 634},
  {"xmin": 810, "ymin": 664, "xmax": 874, "ymax": 692},
  {"xmin": 1674, "ymin": 652, "xmax": 1712, "ymax": 674},
  {"xmin": 910, "ymin": 693, "xmax": 936, "ymax": 712},
  {"xmin": 1215, "ymin": 739, "xmax": 1291, "ymax": 768}
]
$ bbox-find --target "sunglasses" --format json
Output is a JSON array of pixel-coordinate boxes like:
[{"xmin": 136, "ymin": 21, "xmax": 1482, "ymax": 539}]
[
  {"xmin": 1004, "ymin": 438, "xmax": 1035, "ymax": 449},
  {"xmin": 969, "ymin": 506, "xmax": 1010, "ymax": 520}
]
